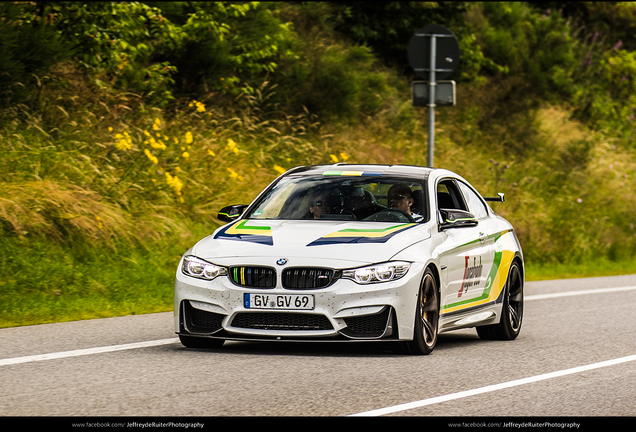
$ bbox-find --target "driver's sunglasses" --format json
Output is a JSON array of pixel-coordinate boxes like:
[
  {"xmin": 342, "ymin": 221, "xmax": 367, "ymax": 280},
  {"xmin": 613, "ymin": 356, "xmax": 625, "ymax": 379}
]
[{"xmin": 312, "ymin": 201, "xmax": 328, "ymax": 207}]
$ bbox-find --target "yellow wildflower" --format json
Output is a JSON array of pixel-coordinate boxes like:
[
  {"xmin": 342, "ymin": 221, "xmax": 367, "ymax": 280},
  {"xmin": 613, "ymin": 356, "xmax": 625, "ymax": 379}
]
[
  {"xmin": 185, "ymin": 131, "xmax": 193, "ymax": 144},
  {"xmin": 114, "ymin": 132, "xmax": 133, "ymax": 151},
  {"xmin": 143, "ymin": 130, "xmax": 151, "ymax": 137},
  {"xmin": 227, "ymin": 168, "xmax": 239, "ymax": 180},
  {"xmin": 165, "ymin": 172, "xmax": 183, "ymax": 196},
  {"xmin": 108, "ymin": 127, "xmax": 113, "ymax": 132},
  {"xmin": 95, "ymin": 215, "xmax": 103, "ymax": 229},
  {"xmin": 273, "ymin": 165, "xmax": 286, "ymax": 175},
  {"xmin": 144, "ymin": 149, "xmax": 159, "ymax": 164},
  {"xmin": 339, "ymin": 152, "xmax": 349, "ymax": 161},
  {"xmin": 189, "ymin": 100, "xmax": 206, "ymax": 112},
  {"xmin": 181, "ymin": 151, "xmax": 190, "ymax": 159},
  {"xmin": 208, "ymin": 150, "xmax": 216, "ymax": 157},
  {"xmin": 152, "ymin": 118, "xmax": 161, "ymax": 131},
  {"xmin": 148, "ymin": 136, "xmax": 166, "ymax": 150},
  {"xmin": 330, "ymin": 154, "xmax": 339, "ymax": 163},
  {"xmin": 226, "ymin": 138, "xmax": 239, "ymax": 155}
]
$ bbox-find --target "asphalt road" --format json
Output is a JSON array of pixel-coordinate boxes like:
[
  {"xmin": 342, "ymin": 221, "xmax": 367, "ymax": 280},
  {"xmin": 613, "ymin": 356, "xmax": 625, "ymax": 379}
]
[{"xmin": 1, "ymin": 274, "xmax": 635, "ymax": 420}]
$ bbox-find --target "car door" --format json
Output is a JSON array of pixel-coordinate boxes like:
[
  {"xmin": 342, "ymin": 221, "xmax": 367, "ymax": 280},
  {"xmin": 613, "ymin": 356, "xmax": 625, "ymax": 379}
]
[{"xmin": 437, "ymin": 178, "xmax": 495, "ymax": 318}]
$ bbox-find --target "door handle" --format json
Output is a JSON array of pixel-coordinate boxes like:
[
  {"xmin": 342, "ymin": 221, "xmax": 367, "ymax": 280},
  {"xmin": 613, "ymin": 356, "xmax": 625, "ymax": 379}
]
[{"xmin": 478, "ymin": 232, "xmax": 488, "ymax": 243}]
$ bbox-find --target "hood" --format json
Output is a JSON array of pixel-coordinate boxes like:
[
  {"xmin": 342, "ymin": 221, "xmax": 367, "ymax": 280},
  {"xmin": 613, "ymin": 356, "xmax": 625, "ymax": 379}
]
[{"xmin": 191, "ymin": 219, "xmax": 431, "ymax": 267}]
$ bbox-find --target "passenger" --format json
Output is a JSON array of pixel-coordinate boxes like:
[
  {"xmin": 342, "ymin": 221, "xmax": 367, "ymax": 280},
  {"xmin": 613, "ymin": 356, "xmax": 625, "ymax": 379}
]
[
  {"xmin": 309, "ymin": 192, "xmax": 333, "ymax": 219},
  {"xmin": 387, "ymin": 184, "xmax": 424, "ymax": 222}
]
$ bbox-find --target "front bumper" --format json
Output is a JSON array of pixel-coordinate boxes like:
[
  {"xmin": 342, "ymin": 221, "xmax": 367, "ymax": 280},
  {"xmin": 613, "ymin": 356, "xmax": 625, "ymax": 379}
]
[{"xmin": 174, "ymin": 260, "xmax": 424, "ymax": 342}]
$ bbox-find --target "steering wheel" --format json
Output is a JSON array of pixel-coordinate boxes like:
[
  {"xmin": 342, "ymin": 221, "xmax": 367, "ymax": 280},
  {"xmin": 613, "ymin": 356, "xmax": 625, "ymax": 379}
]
[{"xmin": 363, "ymin": 208, "xmax": 416, "ymax": 223}]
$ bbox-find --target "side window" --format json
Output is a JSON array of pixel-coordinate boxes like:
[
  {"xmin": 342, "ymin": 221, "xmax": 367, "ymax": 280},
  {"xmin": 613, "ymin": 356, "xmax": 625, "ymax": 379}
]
[
  {"xmin": 457, "ymin": 181, "xmax": 489, "ymax": 219},
  {"xmin": 437, "ymin": 180, "xmax": 467, "ymax": 211}
]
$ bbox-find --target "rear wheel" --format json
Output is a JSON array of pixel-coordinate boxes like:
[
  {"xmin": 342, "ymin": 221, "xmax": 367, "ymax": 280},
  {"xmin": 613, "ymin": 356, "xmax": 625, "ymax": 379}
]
[
  {"xmin": 402, "ymin": 269, "xmax": 439, "ymax": 355},
  {"xmin": 477, "ymin": 261, "xmax": 523, "ymax": 340},
  {"xmin": 179, "ymin": 334, "xmax": 225, "ymax": 349}
]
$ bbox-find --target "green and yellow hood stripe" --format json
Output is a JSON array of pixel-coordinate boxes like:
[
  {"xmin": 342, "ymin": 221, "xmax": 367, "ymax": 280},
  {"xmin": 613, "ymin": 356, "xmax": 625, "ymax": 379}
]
[
  {"xmin": 307, "ymin": 223, "xmax": 417, "ymax": 246},
  {"xmin": 214, "ymin": 220, "xmax": 273, "ymax": 245}
]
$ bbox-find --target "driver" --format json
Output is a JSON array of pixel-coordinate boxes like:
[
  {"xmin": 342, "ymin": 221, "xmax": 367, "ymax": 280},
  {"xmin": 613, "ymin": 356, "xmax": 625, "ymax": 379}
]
[{"xmin": 387, "ymin": 184, "xmax": 424, "ymax": 222}]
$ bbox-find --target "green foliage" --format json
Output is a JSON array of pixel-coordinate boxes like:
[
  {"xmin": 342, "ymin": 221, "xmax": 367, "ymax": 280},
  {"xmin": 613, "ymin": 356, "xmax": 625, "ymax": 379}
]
[
  {"xmin": 0, "ymin": 3, "xmax": 74, "ymax": 110},
  {"xmin": 471, "ymin": 2, "xmax": 577, "ymax": 100},
  {"xmin": 572, "ymin": 44, "xmax": 636, "ymax": 145},
  {"xmin": 274, "ymin": 42, "xmax": 396, "ymax": 121},
  {"xmin": 330, "ymin": 1, "xmax": 507, "ymax": 82},
  {"xmin": 166, "ymin": 2, "xmax": 295, "ymax": 96},
  {"xmin": 1, "ymin": 2, "xmax": 297, "ymax": 110},
  {"xmin": 47, "ymin": 2, "xmax": 183, "ymax": 106}
]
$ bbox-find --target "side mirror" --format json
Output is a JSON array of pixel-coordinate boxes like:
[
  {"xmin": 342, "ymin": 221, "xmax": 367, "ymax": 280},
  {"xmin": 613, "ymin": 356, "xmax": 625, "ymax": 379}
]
[
  {"xmin": 218, "ymin": 204, "xmax": 249, "ymax": 223},
  {"xmin": 439, "ymin": 209, "xmax": 478, "ymax": 230},
  {"xmin": 483, "ymin": 193, "xmax": 505, "ymax": 203}
]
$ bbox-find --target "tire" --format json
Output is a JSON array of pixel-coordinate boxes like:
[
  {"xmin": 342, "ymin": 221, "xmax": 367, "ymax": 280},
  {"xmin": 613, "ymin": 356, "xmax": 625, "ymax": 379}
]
[
  {"xmin": 402, "ymin": 268, "xmax": 440, "ymax": 355},
  {"xmin": 477, "ymin": 261, "xmax": 523, "ymax": 341},
  {"xmin": 179, "ymin": 334, "xmax": 225, "ymax": 349}
]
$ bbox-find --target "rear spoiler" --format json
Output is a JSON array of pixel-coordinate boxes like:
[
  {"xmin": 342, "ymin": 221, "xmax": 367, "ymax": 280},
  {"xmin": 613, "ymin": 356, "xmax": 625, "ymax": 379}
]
[{"xmin": 483, "ymin": 193, "xmax": 505, "ymax": 203}]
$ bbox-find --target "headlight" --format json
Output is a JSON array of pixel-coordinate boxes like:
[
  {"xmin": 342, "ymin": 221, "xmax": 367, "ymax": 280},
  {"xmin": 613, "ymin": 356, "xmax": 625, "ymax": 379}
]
[
  {"xmin": 342, "ymin": 261, "xmax": 411, "ymax": 284},
  {"xmin": 182, "ymin": 256, "xmax": 227, "ymax": 280}
]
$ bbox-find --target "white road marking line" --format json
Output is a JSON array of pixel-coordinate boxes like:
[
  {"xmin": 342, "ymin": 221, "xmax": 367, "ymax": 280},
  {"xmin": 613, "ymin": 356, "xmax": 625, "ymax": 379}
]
[
  {"xmin": 349, "ymin": 354, "xmax": 636, "ymax": 417},
  {"xmin": 0, "ymin": 338, "xmax": 179, "ymax": 367},
  {"xmin": 526, "ymin": 285, "xmax": 636, "ymax": 300}
]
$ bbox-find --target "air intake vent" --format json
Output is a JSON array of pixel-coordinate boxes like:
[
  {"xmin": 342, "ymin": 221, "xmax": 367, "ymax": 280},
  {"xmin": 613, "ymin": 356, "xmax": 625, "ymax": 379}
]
[
  {"xmin": 183, "ymin": 301, "xmax": 225, "ymax": 334},
  {"xmin": 282, "ymin": 268, "xmax": 339, "ymax": 289},
  {"xmin": 229, "ymin": 266, "xmax": 276, "ymax": 288},
  {"xmin": 340, "ymin": 307, "xmax": 393, "ymax": 339},
  {"xmin": 231, "ymin": 312, "xmax": 333, "ymax": 331}
]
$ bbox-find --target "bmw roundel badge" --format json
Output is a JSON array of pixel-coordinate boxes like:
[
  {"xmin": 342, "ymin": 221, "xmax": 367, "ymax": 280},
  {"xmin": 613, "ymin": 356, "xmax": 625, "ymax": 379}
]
[{"xmin": 276, "ymin": 258, "xmax": 288, "ymax": 266}]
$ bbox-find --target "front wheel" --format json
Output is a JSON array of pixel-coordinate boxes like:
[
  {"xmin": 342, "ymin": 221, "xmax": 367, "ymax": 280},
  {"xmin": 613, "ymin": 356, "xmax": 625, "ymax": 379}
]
[
  {"xmin": 477, "ymin": 261, "xmax": 523, "ymax": 340},
  {"xmin": 402, "ymin": 269, "xmax": 439, "ymax": 355}
]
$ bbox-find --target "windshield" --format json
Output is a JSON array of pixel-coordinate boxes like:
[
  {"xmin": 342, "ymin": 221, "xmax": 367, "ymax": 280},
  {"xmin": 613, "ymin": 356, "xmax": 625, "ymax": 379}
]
[{"xmin": 247, "ymin": 174, "xmax": 428, "ymax": 223}]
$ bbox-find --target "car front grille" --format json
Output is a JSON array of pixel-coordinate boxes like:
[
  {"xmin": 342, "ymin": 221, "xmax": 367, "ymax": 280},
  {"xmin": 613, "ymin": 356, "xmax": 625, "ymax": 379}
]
[
  {"xmin": 227, "ymin": 266, "xmax": 340, "ymax": 289},
  {"xmin": 282, "ymin": 268, "xmax": 339, "ymax": 289},
  {"xmin": 231, "ymin": 312, "xmax": 334, "ymax": 331},
  {"xmin": 228, "ymin": 266, "xmax": 276, "ymax": 288}
]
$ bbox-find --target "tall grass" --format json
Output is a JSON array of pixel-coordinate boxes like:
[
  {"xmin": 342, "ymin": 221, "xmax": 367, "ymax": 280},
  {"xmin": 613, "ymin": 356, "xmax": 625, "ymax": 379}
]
[{"xmin": 0, "ymin": 80, "xmax": 373, "ymax": 328}]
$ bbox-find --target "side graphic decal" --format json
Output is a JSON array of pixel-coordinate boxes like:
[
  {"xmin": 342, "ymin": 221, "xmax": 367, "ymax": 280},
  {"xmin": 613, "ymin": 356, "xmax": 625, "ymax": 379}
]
[
  {"xmin": 214, "ymin": 220, "xmax": 273, "ymax": 245},
  {"xmin": 441, "ymin": 230, "xmax": 516, "ymax": 315},
  {"xmin": 307, "ymin": 223, "xmax": 417, "ymax": 246},
  {"xmin": 458, "ymin": 256, "xmax": 483, "ymax": 297}
]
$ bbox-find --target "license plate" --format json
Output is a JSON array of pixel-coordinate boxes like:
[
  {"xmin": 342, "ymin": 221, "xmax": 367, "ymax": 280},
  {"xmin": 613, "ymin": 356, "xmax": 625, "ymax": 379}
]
[{"xmin": 243, "ymin": 293, "xmax": 314, "ymax": 310}]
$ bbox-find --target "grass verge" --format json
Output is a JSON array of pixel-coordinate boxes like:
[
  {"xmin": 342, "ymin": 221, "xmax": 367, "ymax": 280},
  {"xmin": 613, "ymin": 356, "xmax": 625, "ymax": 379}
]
[
  {"xmin": 0, "ymin": 233, "xmax": 197, "ymax": 329},
  {"xmin": 525, "ymin": 258, "xmax": 636, "ymax": 282}
]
